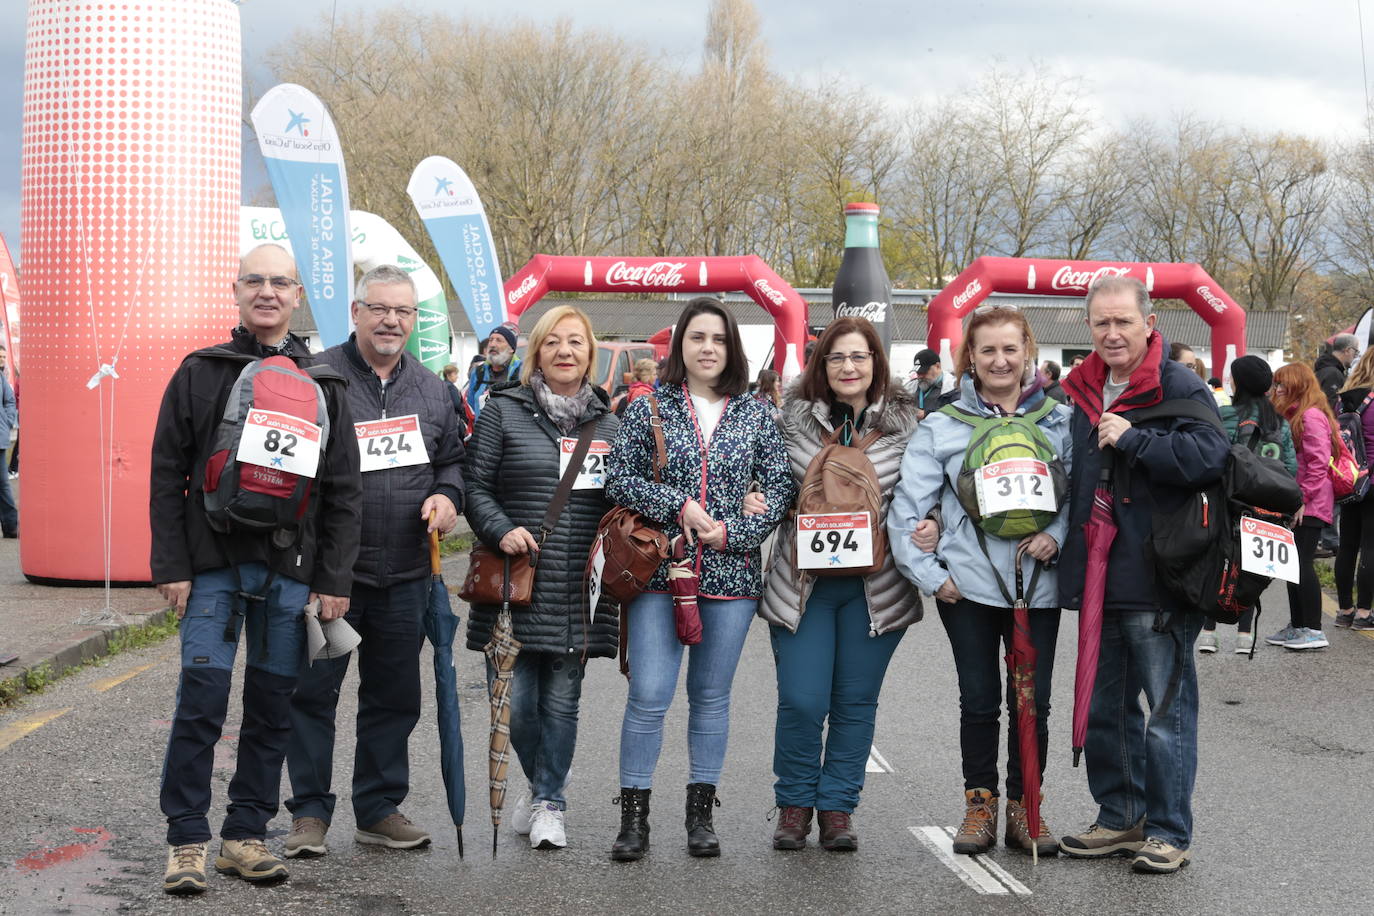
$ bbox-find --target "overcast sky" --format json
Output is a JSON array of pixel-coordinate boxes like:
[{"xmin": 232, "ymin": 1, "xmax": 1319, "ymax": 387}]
[{"xmin": 3, "ymin": 0, "xmax": 1373, "ymax": 264}]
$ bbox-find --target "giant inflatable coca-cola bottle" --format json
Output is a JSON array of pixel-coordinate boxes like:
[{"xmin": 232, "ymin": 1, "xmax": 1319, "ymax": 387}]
[{"xmin": 832, "ymin": 202, "xmax": 893, "ymax": 346}]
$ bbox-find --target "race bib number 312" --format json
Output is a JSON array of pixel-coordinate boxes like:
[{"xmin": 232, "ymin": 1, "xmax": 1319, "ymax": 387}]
[
  {"xmin": 797, "ymin": 512, "xmax": 874, "ymax": 570},
  {"xmin": 975, "ymin": 458, "xmax": 1056, "ymax": 516},
  {"xmin": 237, "ymin": 409, "xmax": 322, "ymax": 478}
]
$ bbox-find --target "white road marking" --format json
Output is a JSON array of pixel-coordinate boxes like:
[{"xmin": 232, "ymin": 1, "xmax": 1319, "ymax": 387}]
[
  {"xmin": 908, "ymin": 826, "xmax": 1032, "ymax": 896},
  {"xmin": 866, "ymin": 744, "xmax": 893, "ymax": 773}
]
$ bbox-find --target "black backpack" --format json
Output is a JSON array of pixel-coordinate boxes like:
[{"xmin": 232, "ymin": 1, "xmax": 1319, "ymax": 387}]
[{"xmin": 1130, "ymin": 399, "xmax": 1302, "ymax": 628}]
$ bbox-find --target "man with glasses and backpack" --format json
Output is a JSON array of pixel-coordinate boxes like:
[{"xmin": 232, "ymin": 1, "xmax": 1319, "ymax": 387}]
[{"xmin": 151, "ymin": 244, "xmax": 362, "ymax": 895}]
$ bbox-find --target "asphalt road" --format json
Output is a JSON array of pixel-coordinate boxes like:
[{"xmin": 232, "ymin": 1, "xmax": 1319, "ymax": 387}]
[{"xmin": 0, "ymin": 575, "xmax": 1370, "ymax": 916}]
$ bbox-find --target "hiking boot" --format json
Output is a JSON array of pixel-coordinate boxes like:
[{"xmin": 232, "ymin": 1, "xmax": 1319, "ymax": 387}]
[
  {"xmin": 1353, "ymin": 614, "xmax": 1374, "ymax": 631},
  {"xmin": 1059, "ymin": 819, "xmax": 1145, "ymax": 858},
  {"xmin": 1284, "ymin": 627, "xmax": 1329, "ymax": 650},
  {"xmin": 530, "ymin": 803, "xmax": 567, "ymax": 850},
  {"xmin": 163, "ymin": 843, "xmax": 207, "ymax": 895},
  {"xmin": 817, "ymin": 810, "xmax": 857, "ymax": 852},
  {"xmin": 511, "ymin": 793, "xmax": 534, "ymax": 836},
  {"xmin": 1266, "ymin": 625, "xmax": 1300, "ymax": 646},
  {"xmin": 355, "ymin": 813, "xmax": 432, "ymax": 850},
  {"xmin": 284, "ymin": 817, "xmax": 328, "ymax": 859},
  {"xmin": 214, "ymin": 838, "xmax": 288, "ymax": 883},
  {"xmin": 685, "ymin": 783, "xmax": 721, "ymax": 857},
  {"xmin": 1196, "ymin": 632, "xmax": 1219, "ymax": 654},
  {"xmin": 771, "ymin": 805, "xmax": 812, "ymax": 851},
  {"xmin": 1235, "ymin": 632, "xmax": 1255, "ymax": 654},
  {"xmin": 611, "ymin": 788, "xmax": 650, "ymax": 861},
  {"xmin": 1131, "ymin": 836, "xmax": 1191, "ymax": 873},
  {"xmin": 1004, "ymin": 798, "xmax": 1058, "ymax": 857},
  {"xmin": 1336, "ymin": 610, "xmax": 1356, "ymax": 628},
  {"xmin": 951, "ymin": 789, "xmax": 997, "ymax": 855}
]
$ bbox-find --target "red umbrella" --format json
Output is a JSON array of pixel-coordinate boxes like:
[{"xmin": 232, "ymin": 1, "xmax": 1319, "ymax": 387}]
[
  {"xmin": 667, "ymin": 536, "xmax": 703, "ymax": 645},
  {"xmin": 1004, "ymin": 546, "xmax": 1042, "ymax": 860},
  {"xmin": 1072, "ymin": 462, "xmax": 1117, "ymax": 767}
]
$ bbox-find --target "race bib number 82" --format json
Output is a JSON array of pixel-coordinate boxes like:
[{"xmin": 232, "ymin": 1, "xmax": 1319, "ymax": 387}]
[{"xmin": 237, "ymin": 409, "xmax": 322, "ymax": 478}]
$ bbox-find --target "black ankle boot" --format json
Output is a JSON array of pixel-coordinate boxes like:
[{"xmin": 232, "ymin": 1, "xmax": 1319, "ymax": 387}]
[
  {"xmin": 611, "ymin": 788, "xmax": 651, "ymax": 861},
  {"xmin": 685, "ymin": 783, "xmax": 721, "ymax": 858}
]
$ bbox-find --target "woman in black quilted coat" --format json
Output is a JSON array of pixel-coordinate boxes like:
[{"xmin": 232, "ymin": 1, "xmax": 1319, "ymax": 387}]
[{"xmin": 463, "ymin": 305, "xmax": 619, "ymax": 852}]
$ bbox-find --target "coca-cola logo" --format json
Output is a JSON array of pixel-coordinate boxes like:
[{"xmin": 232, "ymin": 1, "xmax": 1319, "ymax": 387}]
[
  {"xmin": 952, "ymin": 278, "xmax": 983, "ymax": 309},
  {"xmin": 754, "ymin": 278, "xmax": 787, "ymax": 307},
  {"xmin": 605, "ymin": 260, "xmax": 687, "ymax": 288},
  {"xmin": 836, "ymin": 301, "xmax": 888, "ymax": 323},
  {"xmin": 507, "ymin": 275, "xmax": 537, "ymax": 305},
  {"xmin": 1051, "ymin": 265, "xmax": 1131, "ymax": 291},
  {"xmin": 1197, "ymin": 285, "xmax": 1228, "ymax": 314}
]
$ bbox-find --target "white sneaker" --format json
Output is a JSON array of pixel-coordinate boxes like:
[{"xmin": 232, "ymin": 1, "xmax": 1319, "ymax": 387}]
[
  {"xmin": 1197, "ymin": 632, "xmax": 1219, "ymax": 654},
  {"xmin": 1235, "ymin": 632, "xmax": 1255, "ymax": 654},
  {"xmin": 510, "ymin": 794, "xmax": 535, "ymax": 836},
  {"xmin": 529, "ymin": 802, "xmax": 567, "ymax": 849}
]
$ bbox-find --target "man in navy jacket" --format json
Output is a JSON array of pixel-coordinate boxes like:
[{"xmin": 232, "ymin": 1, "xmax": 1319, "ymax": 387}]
[{"xmin": 1057, "ymin": 276, "xmax": 1229, "ymax": 874}]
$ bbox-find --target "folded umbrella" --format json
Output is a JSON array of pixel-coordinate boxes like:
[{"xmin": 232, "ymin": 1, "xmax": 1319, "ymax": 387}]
[
  {"xmin": 667, "ymin": 535, "xmax": 703, "ymax": 645},
  {"xmin": 423, "ymin": 519, "xmax": 465, "ymax": 858},
  {"xmin": 1073, "ymin": 462, "xmax": 1117, "ymax": 767},
  {"xmin": 483, "ymin": 554, "xmax": 524, "ymax": 856},
  {"xmin": 1005, "ymin": 546, "xmax": 1042, "ymax": 861}
]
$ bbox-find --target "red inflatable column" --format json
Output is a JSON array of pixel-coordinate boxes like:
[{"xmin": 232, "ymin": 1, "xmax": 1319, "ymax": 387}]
[{"xmin": 20, "ymin": 0, "xmax": 241, "ymax": 583}]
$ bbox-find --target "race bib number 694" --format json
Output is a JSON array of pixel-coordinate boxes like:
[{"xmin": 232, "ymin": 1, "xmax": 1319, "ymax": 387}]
[{"xmin": 796, "ymin": 512, "xmax": 874, "ymax": 570}]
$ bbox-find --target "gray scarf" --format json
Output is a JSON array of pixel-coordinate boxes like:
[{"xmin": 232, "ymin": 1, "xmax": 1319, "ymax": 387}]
[{"xmin": 531, "ymin": 370, "xmax": 597, "ymax": 433}]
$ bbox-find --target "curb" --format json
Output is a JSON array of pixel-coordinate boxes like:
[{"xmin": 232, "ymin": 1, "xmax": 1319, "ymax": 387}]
[{"xmin": 0, "ymin": 606, "xmax": 176, "ymax": 703}]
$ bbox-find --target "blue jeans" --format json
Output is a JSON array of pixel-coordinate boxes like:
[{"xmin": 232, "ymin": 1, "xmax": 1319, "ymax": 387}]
[
  {"xmin": 619, "ymin": 593, "xmax": 756, "ymax": 788},
  {"xmin": 286, "ymin": 577, "xmax": 427, "ymax": 827},
  {"xmin": 770, "ymin": 577, "xmax": 904, "ymax": 812},
  {"xmin": 939, "ymin": 599, "xmax": 1060, "ymax": 800},
  {"xmin": 491, "ymin": 651, "xmax": 584, "ymax": 810},
  {"xmin": 160, "ymin": 564, "xmax": 309, "ymax": 844},
  {"xmin": 0, "ymin": 454, "xmax": 16, "ymax": 535},
  {"xmin": 1084, "ymin": 609, "xmax": 1203, "ymax": 849}
]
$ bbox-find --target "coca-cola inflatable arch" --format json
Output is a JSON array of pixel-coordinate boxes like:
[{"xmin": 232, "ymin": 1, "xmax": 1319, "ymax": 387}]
[
  {"xmin": 926, "ymin": 258, "xmax": 1247, "ymax": 378},
  {"xmin": 503, "ymin": 255, "xmax": 809, "ymax": 377}
]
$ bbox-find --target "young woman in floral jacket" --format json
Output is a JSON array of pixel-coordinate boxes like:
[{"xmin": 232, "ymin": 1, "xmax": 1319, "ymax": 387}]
[{"xmin": 604, "ymin": 297, "xmax": 795, "ymax": 862}]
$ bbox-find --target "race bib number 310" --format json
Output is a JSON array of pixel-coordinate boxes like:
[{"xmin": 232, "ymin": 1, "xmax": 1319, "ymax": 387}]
[
  {"xmin": 356, "ymin": 414, "xmax": 431, "ymax": 473},
  {"xmin": 559, "ymin": 438, "xmax": 612, "ymax": 489},
  {"xmin": 237, "ymin": 409, "xmax": 323, "ymax": 478},
  {"xmin": 975, "ymin": 458, "xmax": 1056, "ymax": 516},
  {"xmin": 797, "ymin": 512, "xmax": 874, "ymax": 570},
  {"xmin": 1240, "ymin": 516, "xmax": 1299, "ymax": 584}
]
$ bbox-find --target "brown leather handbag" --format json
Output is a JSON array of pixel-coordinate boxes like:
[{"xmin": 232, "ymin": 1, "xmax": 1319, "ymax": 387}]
[
  {"xmin": 459, "ymin": 421, "xmax": 598, "ymax": 607},
  {"xmin": 590, "ymin": 397, "xmax": 671, "ymax": 605}
]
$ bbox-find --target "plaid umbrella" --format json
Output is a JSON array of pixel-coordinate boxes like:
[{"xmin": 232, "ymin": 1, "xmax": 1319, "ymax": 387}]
[
  {"xmin": 483, "ymin": 555, "xmax": 524, "ymax": 856},
  {"xmin": 1072, "ymin": 462, "xmax": 1117, "ymax": 767},
  {"xmin": 1005, "ymin": 547, "xmax": 1042, "ymax": 861},
  {"xmin": 424, "ymin": 523, "xmax": 465, "ymax": 858},
  {"xmin": 667, "ymin": 536, "xmax": 703, "ymax": 645}
]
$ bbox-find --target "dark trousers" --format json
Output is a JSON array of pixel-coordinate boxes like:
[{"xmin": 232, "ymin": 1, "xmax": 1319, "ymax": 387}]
[
  {"xmin": 1335, "ymin": 500, "xmax": 1374, "ymax": 609},
  {"xmin": 1287, "ymin": 520, "xmax": 1324, "ymax": 631},
  {"xmin": 0, "ymin": 456, "xmax": 15, "ymax": 535},
  {"xmin": 938, "ymin": 599, "xmax": 1060, "ymax": 800},
  {"xmin": 160, "ymin": 565, "xmax": 308, "ymax": 845},
  {"xmin": 286, "ymin": 577, "xmax": 427, "ymax": 828}
]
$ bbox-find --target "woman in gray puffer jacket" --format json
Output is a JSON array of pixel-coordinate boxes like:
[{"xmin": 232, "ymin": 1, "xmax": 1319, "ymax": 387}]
[
  {"xmin": 760, "ymin": 317, "xmax": 921, "ymax": 853},
  {"xmin": 464, "ymin": 306, "xmax": 619, "ymax": 851}
]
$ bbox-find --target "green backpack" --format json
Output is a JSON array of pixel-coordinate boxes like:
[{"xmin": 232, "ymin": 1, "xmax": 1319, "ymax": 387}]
[{"xmin": 939, "ymin": 398, "xmax": 1066, "ymax": 539}]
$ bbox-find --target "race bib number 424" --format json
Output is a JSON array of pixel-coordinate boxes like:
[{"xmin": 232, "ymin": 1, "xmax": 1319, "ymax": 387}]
[
  {"xmin": 355, "ymin": 414, "xmax": 431, "ymax": 473},
  {"xmin": 237, "ymin": 409, "xmax": 322, "ymax": 478},
  {"xmin": 796, "ymin": 512, "xmax": 874, "ymax": 570}
]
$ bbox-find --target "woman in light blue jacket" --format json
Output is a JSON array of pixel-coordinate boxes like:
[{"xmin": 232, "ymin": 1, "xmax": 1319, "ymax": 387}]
[{"xmin": 889, "ymin": 305, "xmax": 1071, "ymax": 859}]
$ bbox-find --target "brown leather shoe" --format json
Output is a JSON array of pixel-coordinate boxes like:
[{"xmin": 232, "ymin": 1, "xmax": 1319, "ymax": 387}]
[
  {"xmin": 951, "ymin": 789, "xmax": 997, "ymax": 855},
  {"xmin": 817, "ymin": 810, "xmax": 857, "ymax": 851},
  {"xmin": 771, "ymin": 806, "xmax": 812, "ymax": 850},
  {"xmin": 1004, "ymin": 797, "xmax": 1058, "ymax": 857}
]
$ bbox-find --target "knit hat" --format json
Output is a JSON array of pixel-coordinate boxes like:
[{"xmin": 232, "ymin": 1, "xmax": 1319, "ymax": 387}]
[
  {"xmin": 1229, "ymin": 355, "xmax": 1272, "ymax": 396},
  {"xmin": 488, "ymin": 325, "xmax": 518, "ymax": 351}
]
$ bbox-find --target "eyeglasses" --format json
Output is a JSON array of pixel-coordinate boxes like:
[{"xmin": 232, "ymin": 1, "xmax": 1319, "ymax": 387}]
[
  {"xmin": 237, "ymin": 274, "xmax": 299, "ymax": 290},
  {"xmin": 972, "ymin": 303, "xmax": 1019, "ymax": 315},
  {"xmin": 824, "ymin": 351, "xmax": 873, "ymax": 367},
  {"xmin": 360, "ymin": 303, "xmax": 417, "ymax": 320}
]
